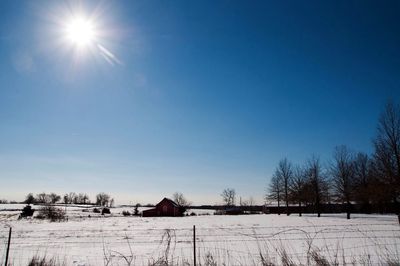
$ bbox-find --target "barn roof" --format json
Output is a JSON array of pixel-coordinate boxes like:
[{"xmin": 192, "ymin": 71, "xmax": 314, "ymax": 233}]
[{"xmin": 156, "ymin": 197, "xmax": 179, "ymax": 208}]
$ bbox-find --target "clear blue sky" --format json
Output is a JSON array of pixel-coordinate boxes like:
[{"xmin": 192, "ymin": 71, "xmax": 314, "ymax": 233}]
[{"xmin": 0, "ymin": 1, "xmax": 399, "ymax": 205}]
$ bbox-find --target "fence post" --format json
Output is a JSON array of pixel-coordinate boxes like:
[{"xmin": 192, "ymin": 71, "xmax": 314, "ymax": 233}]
[
  {"xmin": 193, "ymin": 225, "xmax": 196, "ymax": 266},
  {"xmin": 5, "ymin": 227, "xmax": 12, "ymax": 266}
]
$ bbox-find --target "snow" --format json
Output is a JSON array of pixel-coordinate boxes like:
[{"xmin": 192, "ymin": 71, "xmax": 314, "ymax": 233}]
[{"xmin": 0, "ymin": 205, "xmax": 399, "ymax": 265}]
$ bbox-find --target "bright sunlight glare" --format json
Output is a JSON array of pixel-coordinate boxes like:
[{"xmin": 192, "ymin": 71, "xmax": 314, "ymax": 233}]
[
  {"xmin": 65, "ymin": 17, "xmax": 96, "ymax": 47},
  {"xmin": 56, "ymin": 7, "xmax": 122, "ymax": 66}
]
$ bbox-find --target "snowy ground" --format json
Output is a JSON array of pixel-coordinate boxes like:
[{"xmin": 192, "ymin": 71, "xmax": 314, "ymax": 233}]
[{"xmin": 0, "ymin": 204, "xmax": 399, "ymax": 265}]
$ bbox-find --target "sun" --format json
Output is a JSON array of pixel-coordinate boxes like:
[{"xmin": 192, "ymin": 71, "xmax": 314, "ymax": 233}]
[
  {"xmin": 54, "ymin": 7, "xmax": 121, "ymax": 65},
  {"xmin": 65, "ymin": 16, "xmax": 96, "ymax": 47}
]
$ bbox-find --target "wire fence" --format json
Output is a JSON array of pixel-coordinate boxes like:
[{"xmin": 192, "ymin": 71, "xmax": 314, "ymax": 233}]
[{"xmin": 1, "ymin": 220, "xmax": 400, "ymax": 266}]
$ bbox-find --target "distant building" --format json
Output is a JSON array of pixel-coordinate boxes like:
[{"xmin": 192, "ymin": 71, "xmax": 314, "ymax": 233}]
[{"xmin": 142, "ymin": 198, "xmax": 184, "ymax": 217}]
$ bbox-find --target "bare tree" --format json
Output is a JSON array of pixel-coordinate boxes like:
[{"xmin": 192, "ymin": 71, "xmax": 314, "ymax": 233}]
[
  {"xmin": 25, "ymin": 193, "xmax": 35, "ymax": 204},
  {"xmin": 248, "ymin": 196, "xmax": 255, "ymax": 212},
  {"xmin": 172, "ymin": 192, "xmax": 190, "ymax": 207},
  {"xmin": 63, "ymin": 194, "xmax": 69, "ymax": 204},
  {"xmin": 66, "ymin": 193, "xmax": 91, "ymax": 204},
  {"xmin": 239, "ymin": 196, "xmax": 256, "ymax": 212},
  {"xmin": 73, "ymin": 194, "xmax": 79, "ymax": 204},
  {"xmin": 172, "ymin": 192, "xmax": 190, "ymax": 214},
  {"xmin": 306, "ymin": 156, "xmax": 328, "ymax": 217},
  {"xmin": 36, "ymin": 193, "xmax": 50, "ymax": 204},
  {"xmin": 290, "ymin": 166, "xmax": 307, "ymax": 216},
  {"xmin": 49, "ymin": 193, "xmax": 61, "ymax": 204},
  {"xmin": 221, "ymin": 188, "xmax": 236, "ymax": 207},
  {"xmin": 96, "ymin": 192, "xmax": 111, "ymax": 206},
  {"xmin": 267, "ymin": 173, "xmax": 282, "ymax": 215},
  {"xmin": 82, "ymin": 193, "xmax": 90, "ymax": 204},
  {"xmin": 353, "ymin": 153, "xmax": 372, "ymax": 213},
  {"xmin": 66, "ymin": 192, "xmax": 77, "ymax": 204},
  {"xmin": 330, "ymin": 146, "xmax": 355, "ymax": 219},
  {"xmin": 373, "ymin": 101, "xmax": 400, "ymax": 220},
  {"xmin": 275, "ymin": 158, "xmax": 293, "ymax": 215},
  {"xmin": 76, "ymin": 193, "xmax": 84, "ymax": 204}
]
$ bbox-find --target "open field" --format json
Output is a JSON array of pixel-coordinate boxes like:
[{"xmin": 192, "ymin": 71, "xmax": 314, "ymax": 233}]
[{"xmin": 1, "ymin": 204, "xmax": 400, "ymax": 265}]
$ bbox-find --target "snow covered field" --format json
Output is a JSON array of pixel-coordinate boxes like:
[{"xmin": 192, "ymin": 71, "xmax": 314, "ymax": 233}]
[{"xmin": 1, "ymin": 204, "xmax": 399, "ymax": 265}]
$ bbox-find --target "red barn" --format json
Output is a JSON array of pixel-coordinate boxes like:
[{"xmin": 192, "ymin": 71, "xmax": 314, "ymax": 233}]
[{"xmin": 142, "ymin": 198, "xmax": 184, "ymax": 217}]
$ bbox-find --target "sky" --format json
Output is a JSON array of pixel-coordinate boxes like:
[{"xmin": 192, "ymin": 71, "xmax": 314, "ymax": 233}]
[{"xmin": 0, "ymin": 1, "xmax": 399, "ymax": 205}]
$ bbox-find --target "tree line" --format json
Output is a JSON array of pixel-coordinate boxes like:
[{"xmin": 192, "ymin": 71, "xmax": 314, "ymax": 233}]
[
  {"xmin": 267, "ymin": 101, "xmax": 400, "ymax": 220},
  {"xmin": 24, "ymin": 192, "xmax": 114, "ymax": 207}
]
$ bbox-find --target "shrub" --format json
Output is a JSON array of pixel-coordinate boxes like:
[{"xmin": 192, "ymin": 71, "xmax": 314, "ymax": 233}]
[
  {"xmin": 93, "ymin": 208, "xmax": 101, "ymax": 213},
  {"xmin": 102, "ymin": 207, "xmax": 111, "ymax": 215},
  {"xmin": 122, "ymin": 210, "xmax": 131, "ymax": 216},
  {"xmin": 20, "ymin": 205, "xmax": 35, "ymax": 218},
  {"xmin": 134, "ymin": 204, "xmax": 140, "ymax": 216},
  {"xmin": 36, "ymin": 206, "xmax": 66, "ymax": 222},
  {"xmin": 28, "ymin": 255, "xmax": 66, "ymax": 266}
]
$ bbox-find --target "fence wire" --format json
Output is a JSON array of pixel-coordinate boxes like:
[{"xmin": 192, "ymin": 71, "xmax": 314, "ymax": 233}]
[{"xmin": 1, "ymin": 220, "xmax": 399, "ymax": 266}]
